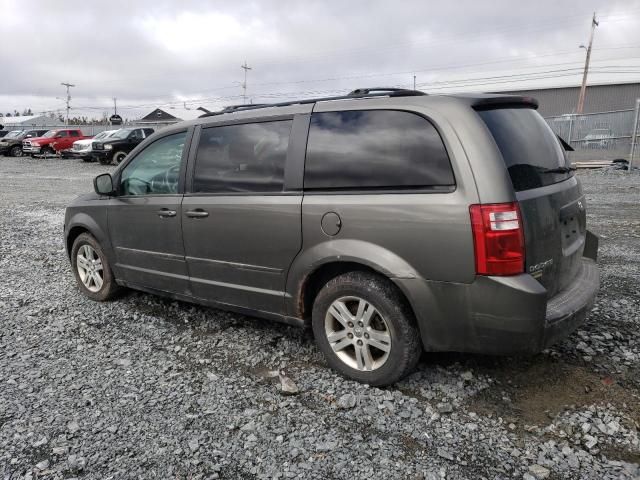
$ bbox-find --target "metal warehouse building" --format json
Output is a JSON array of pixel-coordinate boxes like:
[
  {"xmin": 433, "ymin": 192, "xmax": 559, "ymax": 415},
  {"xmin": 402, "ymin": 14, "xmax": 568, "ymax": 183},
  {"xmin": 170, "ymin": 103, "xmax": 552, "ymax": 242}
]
[{"xmin": 497, "ymin": 81, "xmax": 640, "ymax": 117}]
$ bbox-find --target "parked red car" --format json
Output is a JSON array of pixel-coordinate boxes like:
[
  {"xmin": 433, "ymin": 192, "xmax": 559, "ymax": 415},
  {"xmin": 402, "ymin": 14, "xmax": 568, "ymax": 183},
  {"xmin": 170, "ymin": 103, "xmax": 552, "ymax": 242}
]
[{"xmin": 22, "ymin": 129, "xmax": 91, "ymax": 156}]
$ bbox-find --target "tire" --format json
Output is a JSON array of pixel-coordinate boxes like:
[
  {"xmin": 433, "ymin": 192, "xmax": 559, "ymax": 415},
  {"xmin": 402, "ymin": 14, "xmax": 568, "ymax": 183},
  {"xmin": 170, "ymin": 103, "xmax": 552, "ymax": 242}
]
[
  {"xmin": 71, "ymin": 233, "xmax": 121, "ymax": 301},
  {"xmin": 311, "ymin": 271, "xmax": 421, "ymax": 386},
  {"xmin": 42, "ymin": 146, "xmax": 55, "ymax": 157},
  {"xmin": 9, "ymin": 145, "xmax": 23, "ymax": 157},
  {"xmin": 113, "ymin": 151, "xmax": 127, "ymax": 164}
]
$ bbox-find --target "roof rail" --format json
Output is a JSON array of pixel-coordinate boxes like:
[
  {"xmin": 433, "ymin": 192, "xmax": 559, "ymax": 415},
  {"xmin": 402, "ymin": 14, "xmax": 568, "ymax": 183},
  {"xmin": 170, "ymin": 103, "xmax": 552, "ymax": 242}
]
[
  {"xmin": 348, "ymin": 87, "xmax": 426, "ymax": 97},
  {"xmin": 199, "ymin": 88, "xmax": 427, "ymax": 117}
]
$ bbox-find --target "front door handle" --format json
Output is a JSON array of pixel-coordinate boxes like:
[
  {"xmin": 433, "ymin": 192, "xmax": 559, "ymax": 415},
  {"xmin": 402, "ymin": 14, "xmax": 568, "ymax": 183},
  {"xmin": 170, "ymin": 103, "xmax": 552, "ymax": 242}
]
[
  {"xmin": 157, "ymin": 208, "xmax": 177, "ymax": 218},
  {"xmin": 185, "ymin": 209, "xmax": 209, "ymax": 218}
]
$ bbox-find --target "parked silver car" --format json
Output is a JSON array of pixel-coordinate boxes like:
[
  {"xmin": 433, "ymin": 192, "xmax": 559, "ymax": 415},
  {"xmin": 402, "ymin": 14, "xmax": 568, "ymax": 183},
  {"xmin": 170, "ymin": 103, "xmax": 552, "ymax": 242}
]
[{"xmin": 64, "ymin": 88, "xmax": 599, "ymax": 385}]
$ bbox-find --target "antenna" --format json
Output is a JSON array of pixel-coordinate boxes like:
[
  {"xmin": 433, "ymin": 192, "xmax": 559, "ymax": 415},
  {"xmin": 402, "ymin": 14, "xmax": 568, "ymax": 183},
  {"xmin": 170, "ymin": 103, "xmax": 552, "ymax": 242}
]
[
  {"xmin": 61, "ymin": 82, "xmax": 75, "ymax": 125},
  {"xmin": 241, "ymin": 61, "xmax": 252, "ymax": 104}
]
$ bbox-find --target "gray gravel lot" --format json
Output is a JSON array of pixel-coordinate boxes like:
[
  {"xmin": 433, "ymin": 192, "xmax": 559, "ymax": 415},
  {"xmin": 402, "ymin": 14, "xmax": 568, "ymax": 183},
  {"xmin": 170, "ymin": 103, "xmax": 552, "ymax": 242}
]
[{"xmin": 0, "ymin": 157, "xmax": 639, "ymax": 480}]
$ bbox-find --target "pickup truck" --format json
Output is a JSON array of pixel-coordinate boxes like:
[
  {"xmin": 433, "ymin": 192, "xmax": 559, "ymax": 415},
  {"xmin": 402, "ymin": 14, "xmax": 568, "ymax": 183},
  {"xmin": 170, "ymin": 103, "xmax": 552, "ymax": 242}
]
[
  {"xmin": 0, "ymin": 129, "xmax": 50, "ymax": 157},
  {"xmin": 22, "ymin": 129, "xmax": 90, "ymax": 157},
  {"xmin": 92, "ymin": 127, "xmax": 154, "ymax": 164},
  {"xmin": 62, "ymin": 129, "xmax": 119, "ymax": 161}
]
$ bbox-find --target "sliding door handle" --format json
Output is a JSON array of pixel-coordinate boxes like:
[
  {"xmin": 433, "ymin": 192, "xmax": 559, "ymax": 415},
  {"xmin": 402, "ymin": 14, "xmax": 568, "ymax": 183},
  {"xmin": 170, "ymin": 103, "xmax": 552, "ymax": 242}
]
[
  {"xmin": 157, "ymin": 208, "xmax": 177, "ymax": 218},
  {"xmin": 185, "ymin": 209, "xmax": 209, "ymax": 218}
]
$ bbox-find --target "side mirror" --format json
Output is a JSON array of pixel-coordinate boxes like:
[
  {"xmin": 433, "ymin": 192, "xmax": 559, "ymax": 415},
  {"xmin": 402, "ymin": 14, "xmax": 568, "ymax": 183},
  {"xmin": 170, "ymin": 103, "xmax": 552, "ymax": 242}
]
[{"xmin": 94, "ymin": 173, "xmax": 115, "ymax": 196}]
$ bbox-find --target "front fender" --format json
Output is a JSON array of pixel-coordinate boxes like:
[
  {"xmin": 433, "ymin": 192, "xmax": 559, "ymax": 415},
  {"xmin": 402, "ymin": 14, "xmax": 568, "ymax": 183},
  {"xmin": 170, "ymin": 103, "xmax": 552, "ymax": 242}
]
[{"xmin": 64, "ymin": 210, "xmax": 113, "ymax": 260}]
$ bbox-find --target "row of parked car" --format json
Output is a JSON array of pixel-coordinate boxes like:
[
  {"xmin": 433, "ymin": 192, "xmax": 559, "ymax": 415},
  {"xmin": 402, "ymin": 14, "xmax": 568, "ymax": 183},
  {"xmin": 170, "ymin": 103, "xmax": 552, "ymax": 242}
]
[{"xmin": 0, "ymin": 127, "xmax": 155, "ymax": 164}]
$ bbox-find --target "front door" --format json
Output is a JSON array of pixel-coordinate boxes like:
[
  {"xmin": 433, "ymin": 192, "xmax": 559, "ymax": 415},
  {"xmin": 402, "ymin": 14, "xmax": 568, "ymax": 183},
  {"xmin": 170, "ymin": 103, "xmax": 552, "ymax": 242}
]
[
  {"xmin": 108, "ymin": 130, "xmax": 191, "ymax": 294},
  {"xmin": 181, "ymin": 119, "xmax": 302, "ymax": 314}
]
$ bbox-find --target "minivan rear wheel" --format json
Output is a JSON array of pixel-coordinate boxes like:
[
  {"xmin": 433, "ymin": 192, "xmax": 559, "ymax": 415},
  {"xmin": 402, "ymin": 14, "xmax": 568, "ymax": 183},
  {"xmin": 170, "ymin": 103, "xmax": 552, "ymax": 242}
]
[
  {"xmin": 71, "ymin": 233, "xmax": 121, "ymax": 301},
  {"xmin": 311, "ymin": 271, "xmax": 421, "ymax": 386}
]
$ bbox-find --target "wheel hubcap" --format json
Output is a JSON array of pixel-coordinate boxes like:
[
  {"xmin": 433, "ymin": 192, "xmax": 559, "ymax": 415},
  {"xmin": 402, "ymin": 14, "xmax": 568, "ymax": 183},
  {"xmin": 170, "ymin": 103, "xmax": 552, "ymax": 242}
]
[
  {"xmin": 324, "ymin": 296, "xmax": 391, "ymax": 372},
  {"xmin": 76, "ymin": 244, "xmax": 104, "ymax": 293}
]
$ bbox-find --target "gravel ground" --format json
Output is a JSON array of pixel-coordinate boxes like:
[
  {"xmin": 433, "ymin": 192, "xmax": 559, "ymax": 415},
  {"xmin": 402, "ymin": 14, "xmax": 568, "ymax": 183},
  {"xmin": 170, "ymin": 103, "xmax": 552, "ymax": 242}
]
[{"xmin": 0, "ymin": 157, "xmax": 638, "ymax": 480}]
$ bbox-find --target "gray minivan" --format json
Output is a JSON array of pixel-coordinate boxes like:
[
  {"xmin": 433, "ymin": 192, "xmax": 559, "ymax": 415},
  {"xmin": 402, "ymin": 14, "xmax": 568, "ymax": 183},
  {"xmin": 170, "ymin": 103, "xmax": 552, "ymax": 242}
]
[{"xmin": 64, "ymin": 88, "xmax": 599, "ymax": 385}]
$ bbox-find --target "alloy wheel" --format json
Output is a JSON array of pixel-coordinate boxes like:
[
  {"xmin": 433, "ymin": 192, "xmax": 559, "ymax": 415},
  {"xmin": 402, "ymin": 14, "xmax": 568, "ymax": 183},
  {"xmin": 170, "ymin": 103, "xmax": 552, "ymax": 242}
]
[
  {"xmin": 324, "ymin": 296, "xmax": 391, "ymax": 371},
  {"xmin": 76, "ymin": 244, "xmax": 104, "ymax": 292}
]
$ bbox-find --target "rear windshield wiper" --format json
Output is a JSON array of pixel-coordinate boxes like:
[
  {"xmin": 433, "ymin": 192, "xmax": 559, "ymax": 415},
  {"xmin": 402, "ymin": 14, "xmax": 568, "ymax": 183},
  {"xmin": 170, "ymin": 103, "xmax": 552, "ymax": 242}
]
[{"xmin": 539, "ymin": 166, "xmax": 576, "ymax": 174}]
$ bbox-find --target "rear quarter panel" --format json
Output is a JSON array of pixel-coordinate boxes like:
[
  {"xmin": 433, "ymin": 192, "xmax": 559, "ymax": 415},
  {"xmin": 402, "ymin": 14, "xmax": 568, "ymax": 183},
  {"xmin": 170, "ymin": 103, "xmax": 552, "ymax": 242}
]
[{"xmin": 286, "ymin": 97, "xmax": 481, "ymax": 315}]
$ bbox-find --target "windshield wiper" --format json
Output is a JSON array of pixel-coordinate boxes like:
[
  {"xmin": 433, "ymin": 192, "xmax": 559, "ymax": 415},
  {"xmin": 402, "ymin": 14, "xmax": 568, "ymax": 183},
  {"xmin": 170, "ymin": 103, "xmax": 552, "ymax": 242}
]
[{"xmin": 539, "ymin": 166, "xmax": 576, "ymax": 174}]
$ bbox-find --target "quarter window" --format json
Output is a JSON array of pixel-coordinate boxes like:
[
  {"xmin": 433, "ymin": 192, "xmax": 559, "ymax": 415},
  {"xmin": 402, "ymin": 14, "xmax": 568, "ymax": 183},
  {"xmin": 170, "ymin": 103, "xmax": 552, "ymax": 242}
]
[
  {"xmin": 120, "ymin": 131, "xmax": 187, "ymax": 196},
  {"xmin": 193, "ymin": 120, "xmax": 292, "ymax": 193},
  {"xmin": 304, "ymin": 110, "xmax": 454, "ymax": 190}
]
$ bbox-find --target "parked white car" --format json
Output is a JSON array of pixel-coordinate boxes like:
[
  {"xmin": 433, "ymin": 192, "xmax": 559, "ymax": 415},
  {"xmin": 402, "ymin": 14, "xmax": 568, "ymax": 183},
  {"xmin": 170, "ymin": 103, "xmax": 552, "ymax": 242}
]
[{"xmin": 63, "ymin": 130, "xmax": 119, "ymax": 161}]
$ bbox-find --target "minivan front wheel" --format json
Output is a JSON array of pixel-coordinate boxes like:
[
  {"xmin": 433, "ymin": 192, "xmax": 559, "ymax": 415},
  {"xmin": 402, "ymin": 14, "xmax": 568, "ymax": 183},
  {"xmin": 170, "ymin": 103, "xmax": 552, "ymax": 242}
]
[
  {"xmin": 71, "ymin": 233, "xmax": 120, "ymax": 301},
  {"xmin": 312, "ymin": 271, "xmax": 421, "ymax": 386}
]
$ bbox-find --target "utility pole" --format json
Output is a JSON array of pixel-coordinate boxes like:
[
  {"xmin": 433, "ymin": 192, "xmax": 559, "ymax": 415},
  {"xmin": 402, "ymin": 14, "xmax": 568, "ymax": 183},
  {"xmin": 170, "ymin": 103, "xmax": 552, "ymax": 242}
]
[
  {"xmin": 413, "ymin": 75, "xmax": 416, "ymax": 90},
  {"xmin": 241, "ymin": 61, "xmax": 252, "ymax": 104},
  {"xmin": 576, "ymin": 12, "xmax": 598, "ymax": 114},
  {"xmin": 112, "ymin": 97, "xmax": 117, "ymax": 115},
  {"xmin": 61, "ymin": 82, "xmax": 75, "ymax": 125}
]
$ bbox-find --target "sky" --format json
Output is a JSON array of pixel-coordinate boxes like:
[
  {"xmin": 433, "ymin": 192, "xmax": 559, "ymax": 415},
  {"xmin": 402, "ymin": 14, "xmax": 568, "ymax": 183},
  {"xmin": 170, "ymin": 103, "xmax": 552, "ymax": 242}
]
[{"xmin": 1, "ymin": 0, "xmax": 640, "ymax": 120}]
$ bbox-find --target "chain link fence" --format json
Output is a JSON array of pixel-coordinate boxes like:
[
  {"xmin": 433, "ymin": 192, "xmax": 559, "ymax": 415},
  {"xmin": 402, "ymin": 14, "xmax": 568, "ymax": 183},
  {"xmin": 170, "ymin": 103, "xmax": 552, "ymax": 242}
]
[{"xmin": 545, "ymin": 102, "xmax": 640, "ymax": 166}]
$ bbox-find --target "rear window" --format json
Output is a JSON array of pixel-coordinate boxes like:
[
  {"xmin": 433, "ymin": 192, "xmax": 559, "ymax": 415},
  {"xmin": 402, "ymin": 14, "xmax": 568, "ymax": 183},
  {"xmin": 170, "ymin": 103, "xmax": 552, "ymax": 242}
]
[
  {"xmin": 478, "ymin": 108, "xmax": 572, "ymax": 191},
  {"xmin": 304, "ymin": 110, "xmax": 454, "ymax": 190}
]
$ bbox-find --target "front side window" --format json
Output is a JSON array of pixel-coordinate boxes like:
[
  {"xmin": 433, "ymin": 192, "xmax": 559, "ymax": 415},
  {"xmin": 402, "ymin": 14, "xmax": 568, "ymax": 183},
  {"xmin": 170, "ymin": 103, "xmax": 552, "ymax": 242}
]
[
  {"xmin": 129, "ymin": 129, "xmax": 143, "ymax": 140},
  {"xmin": 193, "ymin": 120, "xmax": 292, "ymax": 193},
  {"xmin": 304, "ymin": 110, "xmax": 454, "ymax": 190},
  {"xmin": 56, "ymin": 131, "xmax": 68, "ymax": 138},
  {"xmin": 120, "ymin": 131, "xmax": 187, "ymax": 196},
  {"xmin": 70, "ymin": 131, "xmax": 80, "ymax": 137}
]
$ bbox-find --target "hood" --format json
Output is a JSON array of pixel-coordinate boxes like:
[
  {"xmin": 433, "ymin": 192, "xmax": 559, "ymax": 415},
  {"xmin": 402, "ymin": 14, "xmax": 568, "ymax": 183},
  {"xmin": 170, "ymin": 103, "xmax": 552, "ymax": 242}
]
[
  {"xmin": 73, "ymin": 139, "xmax": 93, "ymax": 147},
  {"xmin": 26, "ymin": 136, "xmax": 51, "ymax": 144}
]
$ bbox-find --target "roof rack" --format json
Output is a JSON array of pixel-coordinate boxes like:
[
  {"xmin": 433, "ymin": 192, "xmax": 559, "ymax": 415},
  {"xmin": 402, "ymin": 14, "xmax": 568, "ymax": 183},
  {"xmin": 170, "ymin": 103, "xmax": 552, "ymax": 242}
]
[{"xmin": 199, "ymin": 87, "xmax": 427, "ymax": 117}]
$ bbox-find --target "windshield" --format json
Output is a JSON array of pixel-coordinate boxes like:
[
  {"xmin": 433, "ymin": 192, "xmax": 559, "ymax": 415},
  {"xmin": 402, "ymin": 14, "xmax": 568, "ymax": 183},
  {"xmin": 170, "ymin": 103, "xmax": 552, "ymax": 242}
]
[
  {"xmin": 478, "ymin": 108, "xmax": 573, "ymax": 192},
  {"xmin": 94, "ymin": 131, "xmax": 110, "ymax": 140},
  {"xmin": 4, "ymin": 130, "xmax": 23, "ymax": 139},
  {"xmin": 112, "ymin": 129, "xmax": 133, "ymax": 139},
  {"xmin": 42, "ymin": 131, "xmax": 59, "ymax": 138}
]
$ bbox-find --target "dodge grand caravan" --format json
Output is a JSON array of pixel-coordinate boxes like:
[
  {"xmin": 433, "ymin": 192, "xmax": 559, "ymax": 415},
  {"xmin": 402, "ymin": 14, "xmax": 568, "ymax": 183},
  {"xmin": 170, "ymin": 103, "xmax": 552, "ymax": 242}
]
[{"xmin": 64, "ymin": 88, "xmax": 599, "ymax": 386}]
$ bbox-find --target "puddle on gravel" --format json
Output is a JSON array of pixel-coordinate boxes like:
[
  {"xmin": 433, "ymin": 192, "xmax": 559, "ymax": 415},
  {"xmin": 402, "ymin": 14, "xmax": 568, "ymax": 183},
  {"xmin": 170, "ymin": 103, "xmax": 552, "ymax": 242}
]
[{"xmin": 466, "ymin": 358, "xmax": 640, "ymax": 427}]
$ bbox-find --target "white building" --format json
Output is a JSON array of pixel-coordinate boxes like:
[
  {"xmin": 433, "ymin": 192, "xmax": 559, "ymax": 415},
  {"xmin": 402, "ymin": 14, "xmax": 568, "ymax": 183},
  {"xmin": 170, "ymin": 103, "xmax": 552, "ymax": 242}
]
[{"xmin": 0, "ymin": 114, "xmax": 64, "ymax": 129}]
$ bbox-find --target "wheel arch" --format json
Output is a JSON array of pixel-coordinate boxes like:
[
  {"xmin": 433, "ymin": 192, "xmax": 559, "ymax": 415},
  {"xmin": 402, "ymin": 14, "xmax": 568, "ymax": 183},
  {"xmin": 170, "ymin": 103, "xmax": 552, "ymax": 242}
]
[
  {"xmin": 65, "ymin": 213, "xmax": 112, "ymax": 260},
  {"xmin": 286, "ymin": 239, "xmax": 421, "ymax": 324}
]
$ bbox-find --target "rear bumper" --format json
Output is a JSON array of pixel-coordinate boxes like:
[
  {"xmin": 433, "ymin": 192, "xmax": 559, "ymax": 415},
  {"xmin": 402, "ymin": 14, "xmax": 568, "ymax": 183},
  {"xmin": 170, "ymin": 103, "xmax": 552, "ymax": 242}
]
[
  {"xmin": 541, "ymin": 258, "xmax": 599, "ymax": 349},
  {"xmin": 396, "ymin": 243, "xmax": 599, "ymax": 355}
]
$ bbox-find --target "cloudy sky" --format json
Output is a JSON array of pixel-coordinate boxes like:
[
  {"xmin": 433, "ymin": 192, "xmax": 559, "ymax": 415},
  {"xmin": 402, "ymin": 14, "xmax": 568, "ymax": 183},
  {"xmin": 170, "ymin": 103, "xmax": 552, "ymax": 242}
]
[{"xmin": 1, "ymin": 0, "xmax": 640, "ymax": 120}]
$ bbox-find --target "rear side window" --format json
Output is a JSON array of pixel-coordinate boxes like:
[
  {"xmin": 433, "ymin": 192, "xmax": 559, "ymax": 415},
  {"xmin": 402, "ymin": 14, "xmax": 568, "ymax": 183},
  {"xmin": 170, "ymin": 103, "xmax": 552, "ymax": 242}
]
[
  {"xmin": 70, "ymin": 131, "xmax": 80, "ymax": 137},
  {"xmin": 477, "ymin": 108, "xmax": 572, "ymax": 191},
  {"xmin": 193, "ymin": 120, "xmax": 292, "ymax": 193},
  {"xmin": 304, "ymin": 110, "xmax": 454, "ymax": 190}
]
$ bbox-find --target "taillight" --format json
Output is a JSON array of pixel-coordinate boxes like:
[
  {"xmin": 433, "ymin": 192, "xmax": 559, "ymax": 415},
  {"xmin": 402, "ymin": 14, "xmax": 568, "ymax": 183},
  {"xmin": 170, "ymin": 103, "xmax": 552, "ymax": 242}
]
[{"xmin": 469, "ymin": 202, "xmax": 525, "ymax": 276}]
